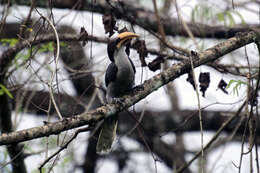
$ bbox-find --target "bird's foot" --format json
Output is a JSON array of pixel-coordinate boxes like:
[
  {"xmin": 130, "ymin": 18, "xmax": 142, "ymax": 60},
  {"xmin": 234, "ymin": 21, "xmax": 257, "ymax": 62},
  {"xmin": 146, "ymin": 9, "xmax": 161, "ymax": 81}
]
[
  {"xmin": 106, "ymin": 96, "xmax": 125, "ymax": 105},
  {"xmin": 111, "ymin": 97, "xmax": 125, "ymax": 105}
]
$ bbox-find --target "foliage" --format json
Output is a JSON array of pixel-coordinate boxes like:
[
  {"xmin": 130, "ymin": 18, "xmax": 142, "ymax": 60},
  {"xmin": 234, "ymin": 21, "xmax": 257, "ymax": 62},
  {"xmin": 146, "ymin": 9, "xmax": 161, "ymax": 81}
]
[
  {"xmin": 11, "ymin": 42, "xmax": 66, "ymax": 69},
  {"xmin": 192, "ymin": 3, "xmax": 215, "ymax": 24},
  {"xmin": 0, "ymin": 84, "xmax": 13, "ymax": 99},
  {"xmin": 192, "ymin": 3, "xmax": 246, "ymax": 26},
  {"xmin": 216, "ymin": 11, "xmax": 246, "ymax": 26},
  {"xmin": 0, "ymin": 38, "xmax": 18, "ymax": 47},
  {"xmin": 31, "ymin": 168, "xmax": 46, "ymax": 173},
  {"xmin": 0, "ymin": 148, "xmax": 13, "ymax": 173},
  {"xmin": 226, "ymin": 79, "xmax": 247, "ymax": 96}
]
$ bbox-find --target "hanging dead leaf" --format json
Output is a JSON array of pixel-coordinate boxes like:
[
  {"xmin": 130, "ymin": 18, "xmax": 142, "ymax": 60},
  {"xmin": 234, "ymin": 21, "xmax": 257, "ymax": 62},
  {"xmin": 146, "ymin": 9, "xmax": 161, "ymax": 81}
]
[
  {"xmin": 102, "ymin": 13, "xmax": 117, "ymax": 37},
  {"xmin": 199, "ymin": 72, "xmax": 210, "ymax": 97},
  {"xmin": 186, "ymin": 72, "xmax": 196, "ymax": 90},
  {"xmin": 132, "ymin": 39, "xmax": 148, "ymax": 67},
  {"xmin": 218, "ymin": 79, "xmax": 228, "ymax": 94},
  {"xmin": 78, "ymin": 27, "xmax": 88, "ymax": 46},
  {"xmin": 148, "ymin": 56, "xmax": 164, "ymax": 72}
]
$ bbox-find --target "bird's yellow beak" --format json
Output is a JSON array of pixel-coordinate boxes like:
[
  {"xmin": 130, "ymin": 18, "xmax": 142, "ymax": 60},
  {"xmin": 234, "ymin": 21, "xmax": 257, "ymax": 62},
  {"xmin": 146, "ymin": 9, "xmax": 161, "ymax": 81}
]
[{"xmin": 116, "ymin": 32, "xmax": 139, "ymax": 49}]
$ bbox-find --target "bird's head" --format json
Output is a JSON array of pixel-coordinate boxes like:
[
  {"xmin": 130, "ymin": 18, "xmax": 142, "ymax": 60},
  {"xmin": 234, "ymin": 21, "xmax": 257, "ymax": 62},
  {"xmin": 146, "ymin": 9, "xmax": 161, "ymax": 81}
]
[{"xmin": 107, "ymin": 32, "xmax": 139, "ymax": 62}]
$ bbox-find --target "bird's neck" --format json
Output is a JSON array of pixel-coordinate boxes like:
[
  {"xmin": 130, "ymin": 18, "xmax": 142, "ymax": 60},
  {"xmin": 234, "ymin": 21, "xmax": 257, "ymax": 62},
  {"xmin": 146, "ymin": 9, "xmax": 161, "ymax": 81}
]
[{"xmin": 114, "ymin": 48, "xmax": 131, "ymax": 70}]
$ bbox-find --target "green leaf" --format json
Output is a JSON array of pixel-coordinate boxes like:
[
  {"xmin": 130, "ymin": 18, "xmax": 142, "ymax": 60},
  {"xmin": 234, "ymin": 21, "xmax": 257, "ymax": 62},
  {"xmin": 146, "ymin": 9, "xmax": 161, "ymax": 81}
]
[
  {"xmin": 216, "ymin": 11, "xmax": 237, "ymax": 26},
  {"xmin": 233, "ymin": 11, "xmax": 246, "ymax": 24},
  {"xmin": 226, "ymin": 11, "xmax": 235, "ymax": 26},
  {"xmin": 32, "ymin": 167, "xmax": 46, "ymax": 173},
  {"xmin": 216, "ymin": 12, "xmax": 225, "ymax": 22},
  {"xmin": 226, "ymin": 79, "xmax": 247, "ymax": 96},
  {"xmin": 191, "ymin": 4, "xmax": 214, "ymax": 23},
  {"xmin": 60, "ymin": 41, "xmax": 67, "ymax": 47},
  {"xmin": 0, "ymin": 38, "xmax": 18, "ymax": 47},
  {"xmin": 0, "ymin": 84, "xmax": 13, "ymax": 99},
  {"xmin": 38, "ymin": 42, "xmax": 54, "ymax": 53},
  {"xmin": 226, "ymin": 79, "xmax": 236, "ymax": 89}
]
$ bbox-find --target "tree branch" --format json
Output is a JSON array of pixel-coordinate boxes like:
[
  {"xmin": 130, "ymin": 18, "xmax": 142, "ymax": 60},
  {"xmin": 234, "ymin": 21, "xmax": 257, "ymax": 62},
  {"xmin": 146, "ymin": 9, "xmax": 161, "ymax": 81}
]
[
  {"xmin": 0, "ymin": 85, "xmax": 26, "ymax": 173},
  {"xmin": 11, "ymin": 89, "xmax": 260, "ymax": 137},
  {"xmin": 4, "ymin": 0, "xmax": 260, "ymax": 39},
  {"xmin": 0, "ymin": 29, "xmax": 259, "ymax": 145}
]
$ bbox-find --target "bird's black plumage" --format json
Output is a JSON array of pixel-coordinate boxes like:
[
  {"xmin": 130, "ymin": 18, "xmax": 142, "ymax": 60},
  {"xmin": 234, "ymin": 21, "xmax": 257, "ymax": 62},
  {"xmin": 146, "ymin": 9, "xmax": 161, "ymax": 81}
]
[
  {"xmin": 105, "ymin": 62, "xmax": 118, "ymax": 87},
  {"xmin": 129, "ymin": 57, "xmax": 136, "ymax": 74},
  {"xmin": 107, "ymin": 38, "xmax": 120, "ymax": 62}
]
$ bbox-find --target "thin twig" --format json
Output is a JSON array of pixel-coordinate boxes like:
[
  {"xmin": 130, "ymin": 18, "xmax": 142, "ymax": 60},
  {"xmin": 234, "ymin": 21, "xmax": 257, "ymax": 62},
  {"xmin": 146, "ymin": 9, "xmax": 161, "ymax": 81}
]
[
  {"xmin": 0, "ymin": 29, "xmax": 259, "ymax": 145},
  {"xmin": 0, "ymin": 145, "xmax": 25, "ymax": 170},
  {"xmin": 174, "ymin": 1, "xmax": 204, "ymax": 172},
  {"xmin": 35, "ymin": 9, "xmax": 63, "ymax": 120},
  {"xmin": 254, "ymin": 41, "xmax": 260, "ymax": 173},
  {"xmin": 126, "ymin": 108, "xmax": 145, "ymax": 136},
  {"xmin": 176, "ymin": 102, "xmax": 246, "ymax": 173},
  {"xmin": 39, "ymin": 126, "xmax": 92, "ymax": 172}
]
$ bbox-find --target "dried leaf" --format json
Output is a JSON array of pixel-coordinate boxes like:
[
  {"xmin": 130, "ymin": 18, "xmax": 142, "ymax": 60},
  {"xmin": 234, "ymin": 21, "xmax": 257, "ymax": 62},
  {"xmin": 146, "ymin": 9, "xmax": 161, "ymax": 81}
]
[
  {"xmin": 199, "ymin": 72, "xmax": 210, "ymax": 97},
  {"xmin": 218, "ymin": 79, "xmax": 228, "ymax": 94},
  {"xmin": 102, "ymin": 13, "xmax": 117, "ymax": 37},
  {"xmin": 186, "ymin": 72, "xmax": 195, "ymax": 90},
  {"xmin": 148, "ymin": 56, "xmax": 164, "ymax": 72},
  {"xmin": 78, "ymin": 27, "xmax": 88, "ymax": 46},
  {"xmin": 132, "ymin": 39, "xmax": 148, "ymax": 67}
]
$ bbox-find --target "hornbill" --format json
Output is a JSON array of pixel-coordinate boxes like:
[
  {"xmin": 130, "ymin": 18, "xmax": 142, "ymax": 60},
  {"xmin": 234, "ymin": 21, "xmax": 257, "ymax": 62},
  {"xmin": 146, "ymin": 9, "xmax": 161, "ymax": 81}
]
[{"xmin": 96, "ymin": 32, "xmax": 138, "ymax": 153}]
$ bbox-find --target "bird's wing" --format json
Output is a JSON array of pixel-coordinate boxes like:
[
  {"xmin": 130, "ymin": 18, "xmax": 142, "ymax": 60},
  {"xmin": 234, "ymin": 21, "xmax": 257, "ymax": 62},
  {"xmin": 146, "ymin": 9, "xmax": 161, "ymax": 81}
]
[
  {"xmin": 129, "ymin": 57, "xmax": 136, "ymax": 73},
  {"xmin": 105, "ymin": 63, "xmax": 118, "ymax": 87}
]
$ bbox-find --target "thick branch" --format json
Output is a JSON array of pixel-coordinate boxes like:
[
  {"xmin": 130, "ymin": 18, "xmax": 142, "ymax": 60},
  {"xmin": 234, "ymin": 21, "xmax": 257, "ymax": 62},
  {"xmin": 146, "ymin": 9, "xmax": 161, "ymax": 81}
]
[
  {"xmin": 0, "ymin": 34, "xmax": 107, "ymax": 74},
  {"xmin": 0, "ymin": 29, "xmax": 259, "ymax": 145},
  {"xmin": 0, "ymin": 31, "xmax": 185, "ymax": 70},
  {"xmin": 0, "ymin": 89, "xmax": 26, "ymax": 173},
  {"xmin": 1, "ymin": 22, "xmax": 256, "ymax": 78},
  {"xmin": 0, "ymin": 31, "xmax": 250, "ymax": 81},
  {"xmin": 12, "ymin": 89, "xmax": 260, "ymax": 136},
  {"xmin": 5, "ymin": 0, "xmax": 260, "ymax": 39}
]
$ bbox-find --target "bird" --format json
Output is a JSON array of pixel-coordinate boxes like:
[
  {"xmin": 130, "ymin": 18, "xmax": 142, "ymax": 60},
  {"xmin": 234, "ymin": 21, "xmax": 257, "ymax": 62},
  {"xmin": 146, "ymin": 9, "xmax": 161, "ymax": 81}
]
[{"xmin": 96, "ymin": 32, "xmax": 138, "ymax": 153}]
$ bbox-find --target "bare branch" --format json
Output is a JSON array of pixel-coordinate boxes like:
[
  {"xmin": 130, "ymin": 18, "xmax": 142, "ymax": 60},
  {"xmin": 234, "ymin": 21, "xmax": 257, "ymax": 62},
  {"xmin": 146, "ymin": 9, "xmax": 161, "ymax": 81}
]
[
  {"xmin": 0, "ymin": 29, "xmax": 259, "ymax": 145},
  {"xmin": 3, "ymin": 1, "xmax": 260, "ymax": 39}
]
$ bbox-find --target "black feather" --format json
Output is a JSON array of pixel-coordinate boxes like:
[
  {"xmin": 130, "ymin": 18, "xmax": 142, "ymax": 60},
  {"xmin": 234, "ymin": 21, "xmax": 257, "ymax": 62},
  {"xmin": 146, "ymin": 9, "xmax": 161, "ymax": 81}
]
[
  {"xmin": 129, "ymin": 57, "xmax": 136, "ymax": 74},
  {"xmin": 107, "ymin": 38, "xmax": 120, "ymax": 62},
  {"xmin": 105, "ymin": 63, "xmax": 118, "ymax": 87}
]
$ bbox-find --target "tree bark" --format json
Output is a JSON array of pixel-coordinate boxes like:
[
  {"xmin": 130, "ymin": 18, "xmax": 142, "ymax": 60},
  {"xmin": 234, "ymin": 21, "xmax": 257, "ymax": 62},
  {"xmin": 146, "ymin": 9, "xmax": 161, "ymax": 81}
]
[
  {"xmin": 1, "ymin": 29, "xmax": 259, "ymax": 145},
  {"xmin": 2, "ymin": 1, "xmax": 259, "ymax": 39}
]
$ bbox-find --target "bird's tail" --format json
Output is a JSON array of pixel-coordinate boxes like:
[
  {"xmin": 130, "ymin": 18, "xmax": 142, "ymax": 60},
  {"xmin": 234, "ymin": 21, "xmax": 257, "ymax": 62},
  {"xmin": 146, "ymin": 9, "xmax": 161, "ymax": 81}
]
[{"xmin": 96, "ymin": 114, "xmax": 118, "ymax": 154}]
